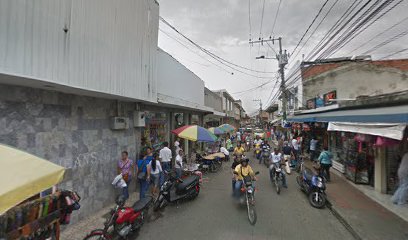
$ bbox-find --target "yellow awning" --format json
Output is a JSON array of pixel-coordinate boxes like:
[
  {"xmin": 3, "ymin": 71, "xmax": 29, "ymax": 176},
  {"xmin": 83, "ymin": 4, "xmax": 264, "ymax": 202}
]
[{"xmin": 0, "ymin": 144, "xmax": 65, "ymax": 215}]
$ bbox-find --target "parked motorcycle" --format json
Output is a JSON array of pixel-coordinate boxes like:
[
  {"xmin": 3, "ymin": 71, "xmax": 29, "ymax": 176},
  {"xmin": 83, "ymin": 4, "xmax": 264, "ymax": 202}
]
[
  {"xmin": 234, "ymin": 171, "xmax": 260, "ymax": 225},
  {"xmin": 84, "ymin": 176, "xmax": 153, "ymax": 239},
  {"xmin": 154, "ymin": 171, "xmax": 200, "ymax": 211},
  {"xmin": 296, "ymin": 166, "xmax": 327, "ymax": 208},
  {"xmin": 196, "ymin": 154, "xmax": 221, "ymax": 173},
  {"xmin": 270, "ymin": 163, "xmax": 285, "ymax": 194},
  {"xmin": 262, "ymin": 145, "xmax": 271, "ymax": 166}
]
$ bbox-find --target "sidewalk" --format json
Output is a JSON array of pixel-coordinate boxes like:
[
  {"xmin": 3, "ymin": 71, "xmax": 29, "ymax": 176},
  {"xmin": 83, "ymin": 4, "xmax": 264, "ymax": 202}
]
[
  {"xmin": 304, "ymin": 160, "xmax": 408, "ymax": 240},
  {"xmin": 61, "ymin": 192, "xmax": 140, "ymax": 240}
]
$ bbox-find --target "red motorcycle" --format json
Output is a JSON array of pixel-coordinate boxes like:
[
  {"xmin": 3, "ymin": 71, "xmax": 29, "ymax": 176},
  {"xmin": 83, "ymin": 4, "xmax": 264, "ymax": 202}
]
[{"xmin": 83, "ymin": 195, "xmax": 152, "ymax": 239}]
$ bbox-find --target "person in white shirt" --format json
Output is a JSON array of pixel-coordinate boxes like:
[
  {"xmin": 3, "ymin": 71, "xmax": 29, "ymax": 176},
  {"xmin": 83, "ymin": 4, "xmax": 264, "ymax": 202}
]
[
  {"xmin": 175, "ymin": 149, "xmax": 184, "ymax": 178},
  {"xmin": 159, "ymin": 142, "xmax": 172, "ymax": 172},
  {"xmin": 309, "ymin": 136, "xmax": 319, "ymax": 162},
  {"xmin": 174, "ymin": 138, "xmax": 181, "ymax": 154},
  {"xmin": 269, "ymin": 148, "xmax": 287, "ymax": 188},
  {"xmin": 148, "ymin": 153, "xmax": 162, "ymax": 198},
  {"xmin": 220, "ymin": 144, "xmax": 230, "ymax": 161}
]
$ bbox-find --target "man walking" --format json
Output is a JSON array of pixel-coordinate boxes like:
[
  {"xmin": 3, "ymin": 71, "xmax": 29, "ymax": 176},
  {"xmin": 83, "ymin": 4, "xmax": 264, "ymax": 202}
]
[
  {"xmin": 309, "ymin": 136, "xmax": 318, "ymax": 162},
  {"xmin": 160, "ymin": 142, "xmax": 172, "ymax": 172}
]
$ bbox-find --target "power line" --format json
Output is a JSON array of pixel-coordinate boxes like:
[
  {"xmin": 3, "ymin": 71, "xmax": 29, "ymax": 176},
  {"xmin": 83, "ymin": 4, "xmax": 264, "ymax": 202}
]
[
  {"xmin": 259, "ymin": 0, "xmax": 266, "ymax": 37},
  {"xmin": 347, "ymin": 15, "xmax": 408, "ymax": 55},
  {"xmin": 289, "ymin": 0, "xmax": 340, "ymax": 63},
  {"xmin": 361, "ymin": 29, "xmax": 408, "ymax": 55},
  {"xmin": 380, "ymin": 47, "xmax": 408, "ymax": 59},
  {"xmin": 270, "ymin": 0, "xmax": 282, "ymax": 36},
  {"xmin": 160, "ymin": 17, "xmax": 278, "ymax": 78},
  {"xmin": 248, "ymin": 0, "xmax": 252, "ymax": 41}
]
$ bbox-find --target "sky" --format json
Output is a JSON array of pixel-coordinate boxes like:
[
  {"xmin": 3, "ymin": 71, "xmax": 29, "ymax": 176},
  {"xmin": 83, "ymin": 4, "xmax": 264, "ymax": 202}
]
[{"xmin": 157, "ymin": 0, "xmax": 408, "ymax": 114}]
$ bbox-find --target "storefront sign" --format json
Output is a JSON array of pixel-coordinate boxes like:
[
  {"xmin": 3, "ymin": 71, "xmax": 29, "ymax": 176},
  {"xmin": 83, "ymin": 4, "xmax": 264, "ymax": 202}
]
[
  {"xmin": 307, "ymin": 98, "xmax": 316, "ymax": 109},
  {"xmin": 324, "ymin": 90, "xmax": 337, "ymax": 106}
]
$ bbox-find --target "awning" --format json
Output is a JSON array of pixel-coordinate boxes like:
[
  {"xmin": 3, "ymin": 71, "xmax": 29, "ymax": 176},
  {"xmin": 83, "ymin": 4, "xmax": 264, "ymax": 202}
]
[
  {"xmin": 0, "ymin": 144, "xmax": 65, "ymax": 215},
  {"xmin": 327, "ymin": 122, "xmax": 406, "ymax": 140},
  {"xmin": 288, "ymin": 105, "xmax": 408, "ymax": 123}
]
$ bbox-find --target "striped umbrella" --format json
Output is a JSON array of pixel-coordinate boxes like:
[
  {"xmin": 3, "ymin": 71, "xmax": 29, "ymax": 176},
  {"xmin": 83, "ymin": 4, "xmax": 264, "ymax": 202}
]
[
  {"xmin": 208, "ymin": 127, "xmax": 225, "ymax": 135},
  {"xmin": 218, "ymin": 124, "xmax": 235, "ymax": 133},
  {"xmin": 172, "ymin": 125, "xmax": 218, "ymax": 142}
]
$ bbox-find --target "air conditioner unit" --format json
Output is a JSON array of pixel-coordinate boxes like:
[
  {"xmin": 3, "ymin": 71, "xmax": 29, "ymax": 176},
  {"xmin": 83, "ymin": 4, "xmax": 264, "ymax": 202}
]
[
  {"xmin": 110, "ymin": 117, "xmax": 129, "ymax": 130},
  {"xmin": 133, "ymin": 111, "xmax": 146, "ymax": 127}
]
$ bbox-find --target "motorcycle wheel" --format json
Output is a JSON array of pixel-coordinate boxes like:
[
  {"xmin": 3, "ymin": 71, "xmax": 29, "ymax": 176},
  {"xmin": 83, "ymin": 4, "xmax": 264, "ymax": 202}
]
[
  {"xmin": 309, "ymin": 191, "xmax": 326, "ymax": 209},
  {"xmin": 275, "ymin": 178, "xmax": 281, "ymax": 195},
  {"xmin": 153, "ymin": 195, "xmax": 167, "ymax": 212},
  {"xmin": 247, "ymin": 199, "xmax": 257, "ymax": 225},
  {"xmin": 83, "ymin": 230, "xmax": 111, "ymax": 240}
]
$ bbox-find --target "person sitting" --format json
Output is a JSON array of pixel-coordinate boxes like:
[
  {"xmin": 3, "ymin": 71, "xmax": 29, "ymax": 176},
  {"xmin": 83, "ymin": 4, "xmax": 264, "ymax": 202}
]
[
  {"xmin": 233, "ymin": 158, "xmax": 255, "ymax": 198},
  {"xmin": 220, "ymin": 144, "xmax": 230, "ymax": 161},
  {"xmin": 233, "ymin": 142, "xmax": 245, "ymax": 161},
  {"xmin": 269, "ymin": 148, "xmax": 287, "ymax": 188}
]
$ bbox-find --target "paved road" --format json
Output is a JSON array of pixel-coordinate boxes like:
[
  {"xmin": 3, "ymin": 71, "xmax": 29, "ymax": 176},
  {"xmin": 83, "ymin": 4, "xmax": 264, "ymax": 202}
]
[{"xmin": 137, "ymin": 157, "xmax": 355, "ymax": 240}]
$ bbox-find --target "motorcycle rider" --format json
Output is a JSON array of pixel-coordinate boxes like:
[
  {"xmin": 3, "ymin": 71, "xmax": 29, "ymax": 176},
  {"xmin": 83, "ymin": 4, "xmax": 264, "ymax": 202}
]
[
  {"xmin": 269, "ymin": 148, "xmax": 288, "ymax": 188},
  {"xmin": 260, "ymin": 140, "xmax": 271, "ymax": 164},
  {"xmin": 233, "ymin": 142, "xmax": 245, "ymax": 160},
  {"xmin": 233, "ymin": 158, "xmax": 255, "ymax": 198}
]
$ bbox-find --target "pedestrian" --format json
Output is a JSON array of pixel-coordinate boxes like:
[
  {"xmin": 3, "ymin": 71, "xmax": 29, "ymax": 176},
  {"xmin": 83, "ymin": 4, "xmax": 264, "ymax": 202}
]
[
  {"xmin": 318, "ymin": 146, "xmax": 333, "ymax": 182},
  {"xmin": 136, "ymin": 147, "xmax": 152, "ymax": 199},
  {"xmin": 175, "ymin": 149, "xmax": 184, "ymax": 178},
  {"xmin": 159, "ymin": 142, "xmax": 172, "ymax": 172},
  {"xmin": 117, "ymin": 151, "xmax": 133, "ymax": 200},
  {"xmin": 220, "ymin": 144, "xmax": 230, "ymax": 161},
  {"xmin": 392, "ymin": 153, "xmax": 408, "ymax": 205},
  {"xmin": 291, "ymin": 135, "xmax": 300, "ymax": 160},
  {"xmin": 148, "ymin": 153, "xmax": 162, "ymax": 198},
  {"xmin": 174, "ymin": 138, "xmax": 181, "ymax": 156},
  {"xmin": 226, "ymin": 135, "xmax": 233, "ymax": 152},
  {"xmin": 309, "ymin": 136, "xmax": 318, "ymax": 162}
]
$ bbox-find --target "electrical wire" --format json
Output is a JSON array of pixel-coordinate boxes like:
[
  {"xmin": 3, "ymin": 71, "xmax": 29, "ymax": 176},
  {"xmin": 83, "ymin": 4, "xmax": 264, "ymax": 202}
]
[
  {"xmin": 361, "ymin": 29, "xmax": 408, "ymax": 55},
  {"xmin": 270, "ymin": 0, "xmax": 282, "ymax": 37},
  {"xmin": 290, "ymin": 0, "xmax": 331, "ymax": 56},
  {"xmin": 160, "ymin": 17, "xmax": 278, "ymax": 78},
  {"xmin": 289, "ymin": 0, "xmax": 340, "ymax": 63},
  {"xmin": 347, "ymin": 15, "xmax": 408, "ymax": 55},
  {"xmin": 380, "ymin": 48, "xmax": 408, "ymax": 59},
  {"xmin": 248, "ymin": 0, "xmax": 252, "ymax": 41}
]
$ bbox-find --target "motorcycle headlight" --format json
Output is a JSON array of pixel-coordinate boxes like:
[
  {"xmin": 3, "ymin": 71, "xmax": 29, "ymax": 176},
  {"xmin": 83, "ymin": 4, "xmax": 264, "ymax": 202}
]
[
  {"xmin": 317, "ymin": 181, "xmax": 323, "ymax": 188},
  {"xmin": 247, "ymin": 188, "xmax": 253, "ymax": 194}
]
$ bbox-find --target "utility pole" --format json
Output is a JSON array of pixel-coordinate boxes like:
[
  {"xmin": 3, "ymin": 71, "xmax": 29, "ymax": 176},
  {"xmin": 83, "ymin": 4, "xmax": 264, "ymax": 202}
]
[
  {"xmin": 250, "ymin": 37, "xmax": 289, "ymax": 121},
  {"xmin": 253, "ymin": 99, "xmax": 262, "ymax": 126}
]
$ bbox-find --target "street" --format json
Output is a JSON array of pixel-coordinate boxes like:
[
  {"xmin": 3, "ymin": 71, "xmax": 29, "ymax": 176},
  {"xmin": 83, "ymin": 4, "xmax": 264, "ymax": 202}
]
[{"xmin": 138, "ymin": 158, "xmax": 354, "ymax": 240}]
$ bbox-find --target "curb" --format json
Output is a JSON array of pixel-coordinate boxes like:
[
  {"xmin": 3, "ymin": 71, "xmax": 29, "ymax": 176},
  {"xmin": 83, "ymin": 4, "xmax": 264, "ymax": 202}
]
[{"xmin": 326, "ymin": 199, "xmax": 363, "ymax": 240}]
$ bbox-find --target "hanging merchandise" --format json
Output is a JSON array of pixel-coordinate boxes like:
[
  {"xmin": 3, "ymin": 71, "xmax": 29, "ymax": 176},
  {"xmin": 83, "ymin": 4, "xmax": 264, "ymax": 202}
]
[{"xmin": 375, "ymin": 136, "xmax": 400, "ymax": 147}]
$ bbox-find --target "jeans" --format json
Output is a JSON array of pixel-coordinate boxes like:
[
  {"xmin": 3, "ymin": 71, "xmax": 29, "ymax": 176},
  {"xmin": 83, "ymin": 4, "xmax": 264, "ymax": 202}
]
[
  {"xmin": 310, "ymin": 150, "xmax": 316, "ymax": 161},
  {"xmin": 122, "ymin": 179, "xmax": 131, "ymax": 200},
  {"xmin": 139, "ymin": 179, "xmax": 150, "ymax": 199},
  {"xmin": 232, "ymin": 179, "xmax": 236, "ymax": 192},
  {"xmin": 234, "ymin": 180, "xmax": 243, "ymax": 198},
  {"xmin": 320, "ymin": 163, "xmax": 331, "ymax": 181},
  {"xmin": 270, "ymin": 168, "xmax": 287, "ymax": 187},
  {"xmin": 392, "ymin": 177, "xmax": 408, "ymax": 205},
  {"xmin": 175, "ymin": 168, "xmax": 182, "ymax": 178},
  {"xmin": 162, "ymin": 162, "xmax": 171, "ymax": 172}
]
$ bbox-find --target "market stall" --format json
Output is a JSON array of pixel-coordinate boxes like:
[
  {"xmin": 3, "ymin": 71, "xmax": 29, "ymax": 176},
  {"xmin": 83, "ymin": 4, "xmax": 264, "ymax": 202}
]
[
  {"xmin": 0, "ymin": 144, "xmax": 79, "ymax": 240},
  {"xmin": 142, "ymin": 111, "xmax": 169, "ymax": 150}
]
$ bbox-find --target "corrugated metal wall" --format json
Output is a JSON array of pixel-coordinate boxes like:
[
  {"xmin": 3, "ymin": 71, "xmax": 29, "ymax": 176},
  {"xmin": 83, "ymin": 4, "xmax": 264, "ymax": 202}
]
[
  {"xmin": 157, "ymin": 48, "xmax": 205, "ymax": 106},
  {"xmin": 0, "ymin": 0, "xmax": 159, "ymax": 102}
]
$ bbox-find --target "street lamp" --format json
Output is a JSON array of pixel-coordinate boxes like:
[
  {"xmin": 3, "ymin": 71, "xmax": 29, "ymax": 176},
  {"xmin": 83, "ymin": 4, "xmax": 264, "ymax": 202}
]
[{"xmin": 256, "ymin": 55, "xmax": 277, "ymax": 60}]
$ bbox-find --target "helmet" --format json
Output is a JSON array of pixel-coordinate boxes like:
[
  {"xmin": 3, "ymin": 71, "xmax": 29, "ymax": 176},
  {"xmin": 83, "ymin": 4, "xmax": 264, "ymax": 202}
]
[{"xmin": 242, "ymin": 158, "xmax": 250, "ymax": 163}]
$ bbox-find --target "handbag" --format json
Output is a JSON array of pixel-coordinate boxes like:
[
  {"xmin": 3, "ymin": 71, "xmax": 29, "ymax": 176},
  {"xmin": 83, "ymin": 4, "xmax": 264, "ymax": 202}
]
[
  {"xmin": 137, "ymin": 159, "xmax": 148, "ymax": 180},
  {"xmin": 121, "ymin": 159, "xmax": 130, "ymax": 182}
]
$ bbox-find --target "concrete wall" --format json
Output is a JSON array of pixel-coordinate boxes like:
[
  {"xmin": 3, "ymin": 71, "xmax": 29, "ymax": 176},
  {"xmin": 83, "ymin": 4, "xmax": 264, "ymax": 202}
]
[
  {"xmin": 0, "ymin": 0, "xmax": 159, "ymax": 102},
  {"xmin": 0, "ymin": 84, "xmax": 141, "ymax": 222},
  {"xmin": 157, "ymin": 49, "xmax": 205, "ymax": 106},
  {"xmin": 302, "ymin": 62, "xmax": 408, "ymax": 105},
  {"xmin": 204, "ymin": 88, "xmax": 223, "ymax": 112}
]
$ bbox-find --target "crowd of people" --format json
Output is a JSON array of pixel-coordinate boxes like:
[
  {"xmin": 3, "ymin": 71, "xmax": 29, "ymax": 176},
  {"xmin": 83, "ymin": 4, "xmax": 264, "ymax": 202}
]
[{"xmin": 117, "ymin": 139, "xmax": 185, "ymax": 200}]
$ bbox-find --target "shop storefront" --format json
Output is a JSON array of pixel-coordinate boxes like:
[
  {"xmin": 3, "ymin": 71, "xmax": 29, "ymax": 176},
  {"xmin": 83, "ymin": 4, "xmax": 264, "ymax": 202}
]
[{"xmin": 142, "ymin": 111, "xmax": 169, "ymax": 151}]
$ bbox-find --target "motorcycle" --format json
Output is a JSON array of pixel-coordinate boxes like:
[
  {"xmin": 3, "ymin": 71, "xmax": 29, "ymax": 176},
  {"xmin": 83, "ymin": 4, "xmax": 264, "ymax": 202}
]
[
  {"xmin": 270, "ymin": 163, "xmax": 285, "ymax": 194},
  {"xmin": 196, "ymin": 153, "xmax": 221, "ymax": 173},
  {"xmin": 234, "ymin": 171, "xmax": 260, "ymax": 225},
  {"xmin": 154, "ymin": 171, "xmax": 200, "ymax": 211},
  {"xmin": 296, "ymin": 166, "xmax": 327, "ymax": 208},
  {"xmin": 245, "ymin": 140, "xmax": 251, "ymax": 152},
  {"xmin": 261, "ymin": 145, "xmax": 271, "ymax": 166},
  {"xmin": 84, "ymin": 176, "xmax": 152, "ymax": 239},
  {"xmin": 254, "ymin": 144, "xmax": 261, "ymax": 160}
]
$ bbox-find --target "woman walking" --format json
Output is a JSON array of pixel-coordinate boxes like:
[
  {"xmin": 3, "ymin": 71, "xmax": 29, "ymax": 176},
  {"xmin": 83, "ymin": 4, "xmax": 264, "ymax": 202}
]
[
  {"xmin": 318, "ymin": 146, "xmax": 333, "ymax": 182},
  {"xmin": 117, "ymin": 151, "xmax": 133, "ymax": 200},
  {"xmin": 136, "ymin": 147, "xmax": 153, "ymax": 199},
  {"xmin": 148, "ymin": 153, "xmax": 162, "ymax": 198},
  {"xmin": 392, "ymin": 153, "xmax": 408, "ymax": 205}
]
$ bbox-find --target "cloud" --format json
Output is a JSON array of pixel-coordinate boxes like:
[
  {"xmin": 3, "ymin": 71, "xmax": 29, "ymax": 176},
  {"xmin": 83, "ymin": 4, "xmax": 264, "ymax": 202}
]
[{"xmin": 158, "ymin": 0, "xmax": 408, "ymax": 112}]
